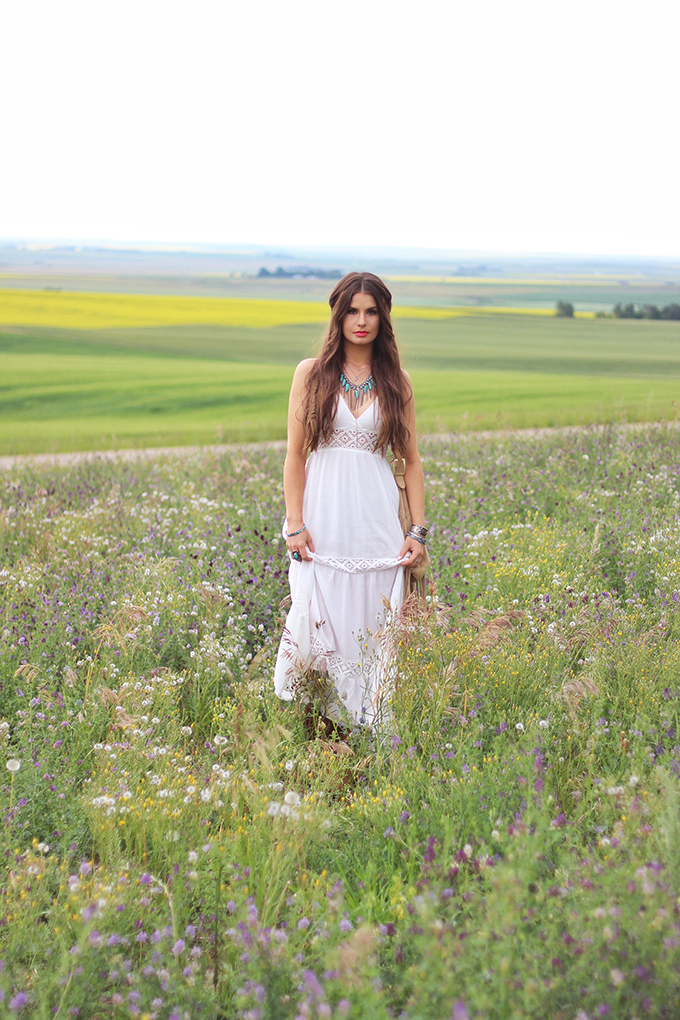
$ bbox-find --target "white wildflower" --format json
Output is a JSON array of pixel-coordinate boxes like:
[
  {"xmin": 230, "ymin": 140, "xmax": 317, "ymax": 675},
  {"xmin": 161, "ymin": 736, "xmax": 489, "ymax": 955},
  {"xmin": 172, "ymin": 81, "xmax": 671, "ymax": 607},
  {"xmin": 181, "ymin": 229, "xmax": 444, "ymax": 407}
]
[{"xmin": 284, "ymin": 790, "xmax": 301, "ymax": 807}]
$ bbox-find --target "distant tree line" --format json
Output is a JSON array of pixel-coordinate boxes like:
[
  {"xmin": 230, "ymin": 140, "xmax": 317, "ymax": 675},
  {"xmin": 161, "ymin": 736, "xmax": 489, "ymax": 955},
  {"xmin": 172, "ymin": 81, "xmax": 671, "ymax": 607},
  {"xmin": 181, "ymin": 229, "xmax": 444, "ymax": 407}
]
[
  {"xmin": 557, "ymin": 300, "xmax": 680, "ymax": 320},
  {"xmin": 613, "ymin": 302, "xmax": 680, "ymax": 320},
  {"xmin": 257, "ymin": 266, "xmax": 342, "ymax": 280}
]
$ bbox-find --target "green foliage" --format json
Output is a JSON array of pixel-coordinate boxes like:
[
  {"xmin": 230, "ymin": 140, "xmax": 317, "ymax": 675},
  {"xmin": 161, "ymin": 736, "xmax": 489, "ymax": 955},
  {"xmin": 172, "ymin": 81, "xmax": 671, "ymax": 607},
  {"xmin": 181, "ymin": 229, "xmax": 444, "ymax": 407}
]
[
  {"xmin": 555, "ymin": 301, "xmax": 574, "ymax": 317},
  {"xmin": 614, "ymin": 301, "xmax": 680, "ymax": 320}
]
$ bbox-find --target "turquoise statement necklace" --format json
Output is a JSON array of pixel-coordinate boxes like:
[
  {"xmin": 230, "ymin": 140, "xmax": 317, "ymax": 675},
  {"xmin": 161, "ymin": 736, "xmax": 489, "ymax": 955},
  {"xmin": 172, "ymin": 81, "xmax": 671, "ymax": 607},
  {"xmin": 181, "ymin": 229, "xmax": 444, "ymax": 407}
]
[{"xmin": 339, "ymin": 365, "xmax": 375, "ymax": 412}]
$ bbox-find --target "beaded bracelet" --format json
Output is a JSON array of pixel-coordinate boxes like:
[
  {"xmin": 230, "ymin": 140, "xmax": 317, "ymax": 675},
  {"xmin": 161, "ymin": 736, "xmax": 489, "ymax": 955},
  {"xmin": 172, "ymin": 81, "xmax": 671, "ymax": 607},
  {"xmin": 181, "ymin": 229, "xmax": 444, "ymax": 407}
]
[
  {"xmin": 407, "ymin": 530, "xmax": 427, "ymax": 545},
  {"xmin": 285, "ymin": 524, "xmax": 306, "ymax": 538}
]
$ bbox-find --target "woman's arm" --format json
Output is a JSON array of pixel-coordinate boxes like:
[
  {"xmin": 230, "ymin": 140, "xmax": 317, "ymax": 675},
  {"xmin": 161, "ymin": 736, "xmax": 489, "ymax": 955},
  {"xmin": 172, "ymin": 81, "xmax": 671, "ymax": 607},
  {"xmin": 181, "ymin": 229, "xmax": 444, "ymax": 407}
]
[
  {"xmin": 397, "ymin": 370, "xmax": 427, "ymax": 561},
  {"xmin": 283, "ymin": 359, "xmax": 316, "ymax": 562}
]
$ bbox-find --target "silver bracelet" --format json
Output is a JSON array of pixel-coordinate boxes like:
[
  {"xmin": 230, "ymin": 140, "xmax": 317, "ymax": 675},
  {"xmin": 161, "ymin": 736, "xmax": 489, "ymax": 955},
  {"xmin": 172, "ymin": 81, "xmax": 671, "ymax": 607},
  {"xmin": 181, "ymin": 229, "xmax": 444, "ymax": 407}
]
[
  {"xmin": 285, "ymin": 524, "xmax": 306, "ymax": 538},
  {"xmin": 410, "ymin": 524, "xmax": 428, "ymax": 536}
]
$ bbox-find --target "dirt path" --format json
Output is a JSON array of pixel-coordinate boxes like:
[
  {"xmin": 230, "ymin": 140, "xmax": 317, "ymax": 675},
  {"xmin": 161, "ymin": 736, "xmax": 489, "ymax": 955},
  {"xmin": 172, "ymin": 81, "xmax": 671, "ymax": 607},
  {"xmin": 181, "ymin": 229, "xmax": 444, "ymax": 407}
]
[
  {"xmin": 0, "ymin": 421, "xmax": 674, "ymax": 472},
  {"xmin": 0, "ymin": 441, "xmax": 287, "ymax": 472}
]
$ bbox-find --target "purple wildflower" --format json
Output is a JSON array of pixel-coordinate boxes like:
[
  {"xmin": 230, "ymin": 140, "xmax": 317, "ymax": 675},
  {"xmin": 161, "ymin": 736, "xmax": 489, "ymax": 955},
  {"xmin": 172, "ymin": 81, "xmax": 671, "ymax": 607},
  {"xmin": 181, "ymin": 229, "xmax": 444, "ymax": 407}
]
[
  {"xmin": 303, "ymin": 971, "xmax": 324, "ymax": 999},
  {"xmin": 424, "ymin": 836, "xmax": 437, "ymax": 864}
]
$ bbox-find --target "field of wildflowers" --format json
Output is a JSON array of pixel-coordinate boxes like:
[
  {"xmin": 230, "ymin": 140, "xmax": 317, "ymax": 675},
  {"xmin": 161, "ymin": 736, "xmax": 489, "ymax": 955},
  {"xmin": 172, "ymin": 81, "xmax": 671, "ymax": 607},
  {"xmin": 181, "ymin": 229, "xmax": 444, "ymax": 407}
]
[{"xmin": 1, "ymin": 423, "xmax": 680, "ymax": 1018}]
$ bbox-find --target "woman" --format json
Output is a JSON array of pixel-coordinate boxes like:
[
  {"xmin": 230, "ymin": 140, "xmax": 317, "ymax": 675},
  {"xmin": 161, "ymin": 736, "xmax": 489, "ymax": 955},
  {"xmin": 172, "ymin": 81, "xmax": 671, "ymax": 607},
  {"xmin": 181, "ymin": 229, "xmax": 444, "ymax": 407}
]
[{"xmin": 273, "ymin": 272, "xmax": 427, "ymax": 728}]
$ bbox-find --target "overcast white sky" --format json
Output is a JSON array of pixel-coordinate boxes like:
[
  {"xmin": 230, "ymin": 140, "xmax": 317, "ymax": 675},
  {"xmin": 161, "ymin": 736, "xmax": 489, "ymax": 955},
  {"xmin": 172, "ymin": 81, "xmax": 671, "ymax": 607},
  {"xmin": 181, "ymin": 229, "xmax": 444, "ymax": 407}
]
[{"xmin": 2, "ymin": 0, "xmax": 678, "ymax": 257}]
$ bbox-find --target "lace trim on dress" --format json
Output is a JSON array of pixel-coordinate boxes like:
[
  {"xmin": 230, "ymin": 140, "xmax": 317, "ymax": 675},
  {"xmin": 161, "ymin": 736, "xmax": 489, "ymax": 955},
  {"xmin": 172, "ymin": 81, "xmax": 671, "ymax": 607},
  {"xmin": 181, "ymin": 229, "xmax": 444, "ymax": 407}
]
[
  {"xmin": 312, "ymin": 554, "xmax": 401, "ymax": 574},
  {"xmin": 309, "ymin": 637, "xmax": 389, "ymax": 724},
  {"xmin": 309, "ymin": 636, "xmax": 367, "ymax": 699},
  {"xmin": 275, "ymin": 630, "xmax": 369, "ymax": 702},
  {"xmin": 319, "ymin": 427, "xmax": 379, "ymax": 453}
]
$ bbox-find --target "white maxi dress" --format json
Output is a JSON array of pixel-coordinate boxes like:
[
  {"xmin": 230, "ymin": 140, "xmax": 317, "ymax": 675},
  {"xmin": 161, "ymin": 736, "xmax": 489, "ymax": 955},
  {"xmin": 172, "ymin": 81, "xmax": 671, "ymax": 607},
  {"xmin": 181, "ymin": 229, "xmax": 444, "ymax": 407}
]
[{"xmin": 273, "ymin": 396, "xmax": 405, "ymax": 726}]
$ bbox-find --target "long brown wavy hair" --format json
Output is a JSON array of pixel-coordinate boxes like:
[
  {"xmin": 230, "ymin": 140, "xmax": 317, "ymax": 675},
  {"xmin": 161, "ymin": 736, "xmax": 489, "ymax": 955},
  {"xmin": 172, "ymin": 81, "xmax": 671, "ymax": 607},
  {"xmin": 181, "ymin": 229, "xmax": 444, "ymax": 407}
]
[{"xmin": 301, "ymin": 272, "xmax": 410, "ymax": 456}]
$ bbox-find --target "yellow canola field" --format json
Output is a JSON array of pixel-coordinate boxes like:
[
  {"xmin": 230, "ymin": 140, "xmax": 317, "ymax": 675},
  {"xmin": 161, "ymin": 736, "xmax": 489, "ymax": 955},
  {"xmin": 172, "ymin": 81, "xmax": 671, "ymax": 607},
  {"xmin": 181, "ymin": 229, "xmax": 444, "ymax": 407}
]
[
  {"xmin": 0, "ymin": 289, "xmax": 331, "ymax": 329},
  {"xmin": 0, "ymin": 288, "xmax": 593, "ymax": 330}
]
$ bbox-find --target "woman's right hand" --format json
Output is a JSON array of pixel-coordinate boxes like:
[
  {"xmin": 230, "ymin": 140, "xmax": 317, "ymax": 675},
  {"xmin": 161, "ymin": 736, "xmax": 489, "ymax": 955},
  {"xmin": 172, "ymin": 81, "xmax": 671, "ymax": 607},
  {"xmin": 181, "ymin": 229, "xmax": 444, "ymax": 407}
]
[{"xmin": 285, "ymin": 524, "xmax": 315, "ymax": 562}]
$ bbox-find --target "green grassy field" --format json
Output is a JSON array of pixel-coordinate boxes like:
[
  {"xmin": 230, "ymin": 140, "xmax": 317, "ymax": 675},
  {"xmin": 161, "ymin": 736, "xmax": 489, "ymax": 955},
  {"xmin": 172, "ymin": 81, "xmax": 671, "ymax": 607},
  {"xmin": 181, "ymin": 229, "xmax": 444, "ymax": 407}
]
[
  {"xmin": 3, "ymin": 349, "xmax": 679, "ymax": 454},
  {"xmin": 2, "ymin": 317, "xmax": 680, "ymax": 455},
  {"xmin": 1, "ymin": 286, "xmax": 680, "ymax": 455},
  {"xmin": 4, "ymin": 313, "xmax": 680, "ymax": 374}
]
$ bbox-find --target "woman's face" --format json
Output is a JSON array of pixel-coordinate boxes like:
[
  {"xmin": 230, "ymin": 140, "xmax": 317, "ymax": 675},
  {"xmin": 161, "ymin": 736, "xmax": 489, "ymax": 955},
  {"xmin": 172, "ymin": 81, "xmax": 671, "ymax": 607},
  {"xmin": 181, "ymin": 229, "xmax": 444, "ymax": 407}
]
[{"xmin": 342, "ymin": 291, "xmax": 380, "ymax": 349}]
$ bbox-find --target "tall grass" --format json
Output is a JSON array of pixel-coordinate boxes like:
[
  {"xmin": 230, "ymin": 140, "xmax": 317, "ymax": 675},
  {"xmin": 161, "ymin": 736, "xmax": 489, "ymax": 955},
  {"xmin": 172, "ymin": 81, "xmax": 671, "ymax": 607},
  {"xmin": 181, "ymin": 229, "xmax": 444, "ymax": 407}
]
[{"xmin": 1, "ymin": 424, "xmax": 680, "ymax": 1016}]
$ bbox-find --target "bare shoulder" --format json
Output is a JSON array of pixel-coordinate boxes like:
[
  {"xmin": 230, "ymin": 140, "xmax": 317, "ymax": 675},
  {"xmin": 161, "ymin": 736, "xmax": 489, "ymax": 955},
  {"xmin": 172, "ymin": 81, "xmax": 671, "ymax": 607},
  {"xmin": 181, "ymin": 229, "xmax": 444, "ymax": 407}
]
[
  {"xmin": 294, "ymin": 358, "xmax": 317, "ymax": 382},
  {"xmin": 289, "ymin": 359, "xmax": 317, "ymax": 408},
  {"xmin": 401, "ymin": 368, "xmax": 414, "ymax": 397},
  {"xmin": 289, "ymin": 358, "xmax": 317, "ymax": 395}
]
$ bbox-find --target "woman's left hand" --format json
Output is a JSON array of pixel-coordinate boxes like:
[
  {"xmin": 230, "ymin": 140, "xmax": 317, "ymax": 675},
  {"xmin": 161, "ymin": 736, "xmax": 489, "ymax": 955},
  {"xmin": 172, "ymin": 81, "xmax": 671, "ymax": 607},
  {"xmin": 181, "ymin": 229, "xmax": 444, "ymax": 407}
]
[{"xmin": 398, "ymin": 534, "xmax": 424, "ymax": 565}]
